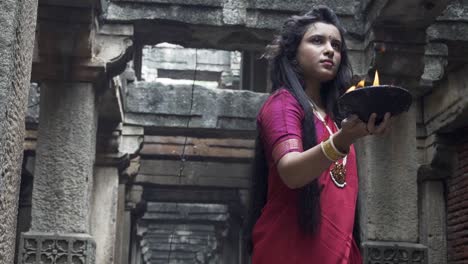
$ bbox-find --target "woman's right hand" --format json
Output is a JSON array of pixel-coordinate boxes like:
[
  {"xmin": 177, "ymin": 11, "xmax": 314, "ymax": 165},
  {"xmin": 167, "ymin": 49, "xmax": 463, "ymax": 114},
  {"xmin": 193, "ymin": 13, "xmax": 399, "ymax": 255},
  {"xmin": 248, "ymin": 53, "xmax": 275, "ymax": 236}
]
[{"xmin": 333, "ymin": 113, "xmax": 392, "ymax": 152}]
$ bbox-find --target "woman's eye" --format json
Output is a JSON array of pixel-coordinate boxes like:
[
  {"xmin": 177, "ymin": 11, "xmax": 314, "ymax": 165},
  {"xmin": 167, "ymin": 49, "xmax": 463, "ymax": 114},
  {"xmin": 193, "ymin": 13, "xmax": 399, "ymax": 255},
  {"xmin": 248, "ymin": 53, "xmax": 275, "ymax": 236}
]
[
  {"xmin": 332, "ymin": 41, "xmax": 341, "ymax": 50},
  {"xmin": 310, "ymin": 37, "xmax": 323, "ymax": 44}
]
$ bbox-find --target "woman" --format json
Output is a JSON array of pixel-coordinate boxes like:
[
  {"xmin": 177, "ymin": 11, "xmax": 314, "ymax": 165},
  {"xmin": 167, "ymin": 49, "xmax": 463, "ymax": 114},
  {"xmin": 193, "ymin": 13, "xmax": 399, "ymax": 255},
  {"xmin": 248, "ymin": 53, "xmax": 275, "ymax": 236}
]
[{"xmin": 247, "ymin": 6, "xmax": 392, "ymax": 264}]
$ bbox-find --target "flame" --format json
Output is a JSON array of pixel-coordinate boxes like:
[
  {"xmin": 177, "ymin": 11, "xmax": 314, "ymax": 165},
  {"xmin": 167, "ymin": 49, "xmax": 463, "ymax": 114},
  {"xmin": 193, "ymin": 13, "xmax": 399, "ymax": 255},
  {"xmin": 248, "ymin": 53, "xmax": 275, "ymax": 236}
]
[
  {"xmin": 346, "ymin": 80, "xmax": 364, "ymax": 93},
  {"xmin": 373, "ymin": 70, "xmax": 380, "ymax": 86},
  {"xmin": 357, "ymin": 80, "xmax": 365, "ymax": 88},
  {"xmin": 346, "ymin": 85, "xmax": 356, "ymax": 93},
  {"xmin": 345, "ymin": 71, "xmax": 380, "ymax": 93}
]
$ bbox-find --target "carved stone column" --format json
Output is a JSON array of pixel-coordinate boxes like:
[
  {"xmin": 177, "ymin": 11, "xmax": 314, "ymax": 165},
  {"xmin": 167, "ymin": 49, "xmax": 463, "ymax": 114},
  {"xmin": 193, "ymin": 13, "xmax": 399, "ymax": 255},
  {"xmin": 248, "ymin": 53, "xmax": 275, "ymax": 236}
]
[
  {"xmin": 16, "ymin": 0, "xmax": 133, "ymax": 261},
  {"xmin": 17, "ymin": 82, "xmax": 98, "ymax": 263}
]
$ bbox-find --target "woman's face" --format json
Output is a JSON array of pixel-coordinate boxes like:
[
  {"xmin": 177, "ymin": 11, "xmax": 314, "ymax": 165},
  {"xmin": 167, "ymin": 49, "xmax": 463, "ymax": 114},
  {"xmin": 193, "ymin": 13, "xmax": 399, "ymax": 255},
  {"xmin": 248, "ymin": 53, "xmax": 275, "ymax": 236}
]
[{"xmin": 296, "ymin": 22, "xmax": 342, "ymax": 82}]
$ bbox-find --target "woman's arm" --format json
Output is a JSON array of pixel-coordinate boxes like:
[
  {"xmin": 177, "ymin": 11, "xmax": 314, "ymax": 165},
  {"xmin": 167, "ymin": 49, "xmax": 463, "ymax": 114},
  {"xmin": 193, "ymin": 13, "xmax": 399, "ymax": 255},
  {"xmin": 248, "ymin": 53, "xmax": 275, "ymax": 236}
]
[{"xmin": 277, "ymin": 113, "xmax": 392, "ymax": 189}]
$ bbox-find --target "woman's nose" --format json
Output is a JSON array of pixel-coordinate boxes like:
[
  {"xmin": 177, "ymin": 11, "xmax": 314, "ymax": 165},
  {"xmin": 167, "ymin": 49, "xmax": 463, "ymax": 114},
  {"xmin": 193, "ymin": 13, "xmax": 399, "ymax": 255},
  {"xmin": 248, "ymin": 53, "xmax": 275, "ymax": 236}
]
[{"xmin": 324, "ymin": 43, "xmax": 334, "ymax": 57}]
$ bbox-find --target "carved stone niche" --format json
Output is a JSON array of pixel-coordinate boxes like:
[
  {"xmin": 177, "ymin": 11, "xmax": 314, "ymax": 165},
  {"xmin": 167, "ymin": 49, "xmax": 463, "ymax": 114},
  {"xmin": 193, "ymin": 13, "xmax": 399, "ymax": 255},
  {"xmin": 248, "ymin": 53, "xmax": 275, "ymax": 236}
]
[
  {"xmin": 362, "ymin": 241, "xmax": 428, "ymax": 264},
  {"xmin": 17, "ymin": 232, "xmax": 95, "ymax": 264}
]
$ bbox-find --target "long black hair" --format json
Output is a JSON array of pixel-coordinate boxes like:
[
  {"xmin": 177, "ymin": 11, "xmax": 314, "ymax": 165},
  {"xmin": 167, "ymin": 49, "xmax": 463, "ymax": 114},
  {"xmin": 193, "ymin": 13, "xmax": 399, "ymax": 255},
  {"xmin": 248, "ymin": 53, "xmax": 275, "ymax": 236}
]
[{"xmin": 246, "ymin": 6, "xmax": 353, "ymax": 253}]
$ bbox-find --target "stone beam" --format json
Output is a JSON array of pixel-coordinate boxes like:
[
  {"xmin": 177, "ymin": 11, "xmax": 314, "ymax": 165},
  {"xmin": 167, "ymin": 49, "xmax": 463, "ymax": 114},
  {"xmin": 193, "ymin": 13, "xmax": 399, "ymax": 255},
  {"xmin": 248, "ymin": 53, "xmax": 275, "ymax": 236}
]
[
  {"xmin": 124, "ymin": 82, "xmax": 268, "ymax": 138},
  {"xmin": 105, "ymin": 0, "xmax": 358, "ymax": 29},
  {"xmin": 104, "ymin": 0, "xmax": 361, "ymax": 50},
  {"xmin": 142, "ymin": 187, "xmax": 241, "ymax": 204},
  {"xmin": 140, "ymin": 136, "xmax": 254, "ymax": 160},
  {"xmin": 136, "ymin": 159, "xmax": 250, "ymax": 188}
]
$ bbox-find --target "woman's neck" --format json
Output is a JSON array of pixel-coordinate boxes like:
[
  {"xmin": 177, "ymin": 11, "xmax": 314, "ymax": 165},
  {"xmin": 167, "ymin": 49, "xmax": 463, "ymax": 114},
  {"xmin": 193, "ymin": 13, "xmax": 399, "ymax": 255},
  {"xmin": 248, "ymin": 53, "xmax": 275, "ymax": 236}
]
[{"xmin": 304, "ymin": 79, "xmax": 326, "ymax": 115}]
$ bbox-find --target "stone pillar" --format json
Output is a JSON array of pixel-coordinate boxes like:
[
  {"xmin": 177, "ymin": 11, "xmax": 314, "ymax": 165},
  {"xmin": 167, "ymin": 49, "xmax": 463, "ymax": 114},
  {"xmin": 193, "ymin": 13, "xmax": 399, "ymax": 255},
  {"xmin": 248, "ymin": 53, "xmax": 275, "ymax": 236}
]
[
  {"xmin": 0, "ymin": 0, "xmax": 38, "ymax": 262},
  {"xmin": 355, "ymin": 105, "xmax": 428, "ymax": 263},
  {"xmin": 420, "ymin": 180, "xmax": 447, "ymax": 264},
  {"xmin": 17, "ymin": 82, "xmax": 97, "ymax": 263},
  {"xmin": 90, "ymin": 167, "xmax": 120, "ymax": 264}
]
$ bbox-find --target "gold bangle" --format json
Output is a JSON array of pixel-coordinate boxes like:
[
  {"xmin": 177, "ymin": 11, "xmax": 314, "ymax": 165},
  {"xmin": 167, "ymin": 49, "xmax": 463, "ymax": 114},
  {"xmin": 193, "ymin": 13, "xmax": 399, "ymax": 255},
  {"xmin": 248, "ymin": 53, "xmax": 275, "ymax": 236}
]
[
  {"xmin": 330, "ymin": 134, "xmax": 348, "ymax": 156},
  {"xmin": 320, "ymin": 141, "xmax": 335, "ymax": 161},
  {"xmin": 321, "ymin": 138, "xmax": 344, "ymax": 162}
]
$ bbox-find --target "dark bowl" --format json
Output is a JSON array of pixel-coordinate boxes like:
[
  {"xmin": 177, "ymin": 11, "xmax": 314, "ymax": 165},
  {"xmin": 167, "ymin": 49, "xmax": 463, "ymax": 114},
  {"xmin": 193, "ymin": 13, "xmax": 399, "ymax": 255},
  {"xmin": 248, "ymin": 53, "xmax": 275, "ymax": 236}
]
[{"xmin": 336, "ymin": 85, "xmax": 412, "ymax": 124}]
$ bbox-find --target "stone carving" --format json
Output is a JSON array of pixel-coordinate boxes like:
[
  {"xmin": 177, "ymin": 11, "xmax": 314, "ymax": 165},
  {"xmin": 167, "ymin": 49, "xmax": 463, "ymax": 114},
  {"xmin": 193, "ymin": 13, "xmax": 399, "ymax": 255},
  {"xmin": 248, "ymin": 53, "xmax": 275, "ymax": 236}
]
[
  {"xmin": 363, "ymin": 241, "xmax": 427, "ymax": 264},
  {"xmin": 18, "ymin": 233, "xmax": 95, "ymax": 264}
]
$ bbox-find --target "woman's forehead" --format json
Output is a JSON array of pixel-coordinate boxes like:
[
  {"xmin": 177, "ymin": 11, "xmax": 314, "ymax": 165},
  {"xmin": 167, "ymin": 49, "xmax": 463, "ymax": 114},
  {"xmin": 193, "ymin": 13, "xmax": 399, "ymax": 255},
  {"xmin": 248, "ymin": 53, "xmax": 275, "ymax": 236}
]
[{"xmin": 303, "ymin": 22, "xmax": 341, "ymax": 40}]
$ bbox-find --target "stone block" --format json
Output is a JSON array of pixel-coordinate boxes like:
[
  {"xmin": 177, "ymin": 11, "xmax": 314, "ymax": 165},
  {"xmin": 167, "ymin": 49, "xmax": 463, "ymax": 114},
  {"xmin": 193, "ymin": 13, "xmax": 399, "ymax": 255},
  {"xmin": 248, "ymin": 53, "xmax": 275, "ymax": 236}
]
[
  {"xmin": 17, "ymin": 232, "xmax": 96, "ymax": 264},
  {"xmin": 124, "ymin": 82, "xmax": 268, "ymax": 136}
]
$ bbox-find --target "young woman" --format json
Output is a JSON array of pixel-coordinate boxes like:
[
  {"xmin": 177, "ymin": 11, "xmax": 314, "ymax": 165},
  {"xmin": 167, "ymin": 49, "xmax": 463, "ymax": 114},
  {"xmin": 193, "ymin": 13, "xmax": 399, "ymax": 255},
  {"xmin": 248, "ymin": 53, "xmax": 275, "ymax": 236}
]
[{"xmin": 247, "ymin": 6, "xmax": 392, "ymax": 264}]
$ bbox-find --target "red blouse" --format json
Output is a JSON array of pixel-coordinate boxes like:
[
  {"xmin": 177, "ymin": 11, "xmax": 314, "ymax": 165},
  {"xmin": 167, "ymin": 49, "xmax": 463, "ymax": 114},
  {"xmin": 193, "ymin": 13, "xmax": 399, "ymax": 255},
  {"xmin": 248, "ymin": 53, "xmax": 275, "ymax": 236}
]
[{"xmin": 252, "ymin": 89, "xmax": 362, "ymax": 264}]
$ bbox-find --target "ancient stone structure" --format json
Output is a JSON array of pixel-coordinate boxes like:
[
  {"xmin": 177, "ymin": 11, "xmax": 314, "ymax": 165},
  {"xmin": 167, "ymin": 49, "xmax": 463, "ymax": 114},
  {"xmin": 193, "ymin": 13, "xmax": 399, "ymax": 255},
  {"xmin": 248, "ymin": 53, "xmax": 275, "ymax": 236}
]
[
  {"xmin": 0, "ymin": 1, "xmax": 38, "ymax": 264},
  {"xmin": 2, "ymin": 0, "xmax": 468, "ymax": 263}
]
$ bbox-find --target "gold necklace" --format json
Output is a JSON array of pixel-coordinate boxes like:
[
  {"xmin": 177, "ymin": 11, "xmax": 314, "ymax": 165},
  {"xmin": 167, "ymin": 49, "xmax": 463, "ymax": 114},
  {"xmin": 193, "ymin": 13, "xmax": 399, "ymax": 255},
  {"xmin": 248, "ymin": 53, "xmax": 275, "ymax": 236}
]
[{"xmin": 309, "ymin": 102, "xmax": 347, "ymax": 188}]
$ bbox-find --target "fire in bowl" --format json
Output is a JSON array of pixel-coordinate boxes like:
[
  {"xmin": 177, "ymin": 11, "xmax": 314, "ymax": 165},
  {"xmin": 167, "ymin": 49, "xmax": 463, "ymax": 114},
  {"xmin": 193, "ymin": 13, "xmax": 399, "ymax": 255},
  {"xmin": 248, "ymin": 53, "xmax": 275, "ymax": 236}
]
[{"xmin": 336, "ymin": 85, "xmax": 412, "ymax": 124}]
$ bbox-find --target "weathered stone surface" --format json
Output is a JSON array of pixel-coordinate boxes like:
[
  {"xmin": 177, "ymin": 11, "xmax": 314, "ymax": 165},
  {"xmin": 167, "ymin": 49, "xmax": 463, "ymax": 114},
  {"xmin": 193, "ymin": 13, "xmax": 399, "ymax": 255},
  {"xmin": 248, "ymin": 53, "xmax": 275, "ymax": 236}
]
[
  {"xmin": 142, "ymin": 187, "xmax": 241, "ymax": 204},
  {"xmin": 435, "ymin": 0, "xmax": 468, "ymax": 22},
  {"xmin": 33, "ymin": 5, "xmax": 133, "ymax": 84},
  {"xmin": 111, "ymin": 0, "xmax": 223, "ymax": 7},
  {"xmin": 425, "ymin": 2, "xmax": 468, "ymax": 70},
  {"xmin": 248, "ymin": 0, "xmax": 356, "ymax": 14},
  {"xmin": 91, "ymin": 167, "xmax": 120, "ymax": 264},
  {"xmin": 30, "ymin": 82, "xmax": 97, "ymax": 234},
  {"xmin": 421, "ymin": 43, "xmax": 448, "ymax": 87},
  {"xmin": 144, "ymin": 202, "xmax": 229, "ymax": 222},
  {"xmin": 362, "ymin": 241, "xmax": 427, "ymax": 264},
  {"xmin": 26, "ymin": 83, "xmax": 40, "ymax": 126},
  {"xmin": 427, "ymin": 22, "xmax": 468, "ymax": 42},
  {"xmin": 141, "ymin": 136, "xmax": 254, "ymax": 160},
  {"xmin": 124, "ymin": 82, "xmax": 268, "ymax": 137},
  {"xmin": 138, "ymin": 202, "xmax": 230, "ymax": 264},
  {"xmin": 355, "ymin": 105, "xmax": 419, "ymax": 242},
  {"xmin": 0, "ymin": 0, "xmax": 38, "ymax": 262},
  {"xmin": 420, "ymin": 181, "xmax": 447, "ymax": 264},
  {"xmin": 105, "ymin": 0, "xmax": 363, "ymax": 51},
  {"xmin": 137, "ymin": 159, "xmax": 250, "ymax": 188},
  {"xmin": 106, "ymin": 0, "xmax": 357, "ymax": 28},
  {"xmin": 423, "ymin": 65, "xmax": 468, "ymax": 135},
  {"xmin": 142, "ymin": 45, "xmax": 234, "ymax": 73},
  {"xmin": 141, "ymin": 44, "xmax": 241, "ymax": 89},
  {"xmin": 364, "ymin": 0, "xmax": 451, "ymax": 29}
]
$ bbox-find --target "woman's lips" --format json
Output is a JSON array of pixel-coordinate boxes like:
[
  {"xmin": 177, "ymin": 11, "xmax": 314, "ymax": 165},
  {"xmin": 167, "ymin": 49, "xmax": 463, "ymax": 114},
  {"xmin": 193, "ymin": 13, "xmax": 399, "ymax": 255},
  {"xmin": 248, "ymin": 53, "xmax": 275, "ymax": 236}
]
[{"xmin": 321, "ymin": 60, "xmax": 334, "ymax": 68}]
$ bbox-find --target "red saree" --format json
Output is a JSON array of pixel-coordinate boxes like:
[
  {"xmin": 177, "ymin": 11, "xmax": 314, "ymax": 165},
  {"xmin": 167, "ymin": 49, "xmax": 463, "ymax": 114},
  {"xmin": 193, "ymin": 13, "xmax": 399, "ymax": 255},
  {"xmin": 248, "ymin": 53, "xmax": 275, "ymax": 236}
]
[{"xmin": 251, "ymin": 89, "xmax": 362, "ymax": 264}]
